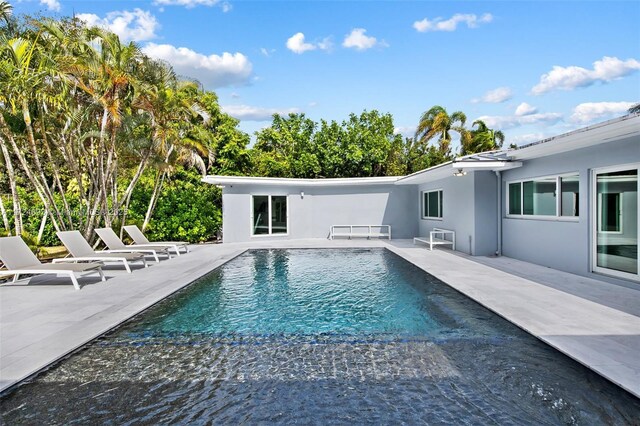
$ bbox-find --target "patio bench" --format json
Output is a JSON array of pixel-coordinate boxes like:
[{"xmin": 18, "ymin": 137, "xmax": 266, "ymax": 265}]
[
  {"xmin": 330, "ymin": 225, "xmax": 391, "ymax": 240},
  {"xmin": 414, "ymin": 228, "xmax": 455, "ymax": 251}
]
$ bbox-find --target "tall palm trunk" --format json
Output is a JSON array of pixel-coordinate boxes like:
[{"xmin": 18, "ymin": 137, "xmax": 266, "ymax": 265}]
[
  {"xmin": 21, "ymin": 102, "xmax": 65, "ymax": 231},
  {"xmin": 0, "ymin": 194, "xmax": 10, "ymax": 234},
  {"xmin": 0, "ymin": 117, "xmax": 23, "ymax": 235},
  {"xmin": 118, "ymin": 154, "xmax": 149, "ymax": 237},
  {"xmin": 39, "ymin": 110, "xmax": 74, "ymax": 226},
  {"xmin": 142, "ymin": 170, "xmax": 165, "ymax": 231}
]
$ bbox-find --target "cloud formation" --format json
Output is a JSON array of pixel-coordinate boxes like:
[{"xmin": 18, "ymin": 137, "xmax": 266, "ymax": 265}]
[
  {"xmin": 222, "ymin": 105, "xmax": 300, "ymax": 121},
  {"xmin": 393, "ymin": 126, "xmax": 416, "ymax": 138},
  {"xmin": 471, "ymin": 87, "xmax": 512, "ymax": 104},
  {"xmin": 77, "ymin": 9, "xmax": 159, "ymax": 42},
  {"xmin": 531, "ymin": 56, "xmax": 640, "ymax": 95},
  {"xmin": 142, "ymin": 43, "xmax": 252, "ymax": 88},
  {"xmin": 154, "ymin": 0, "xmax": 226, "ymax": 8},
  {"xmin": 570, "ymin": 101, "xmax": 636, "ymax": 123},
  {"xmin": 509, "ymin": 133, "xmax": 547, "ymax": 146},
  {"xmin": 342, "ymin": 28, "xmax": 385, "ymax": 50},
  {"xmin": 413, "ymin": 13, "xmax": 493, "ymax": 32},
  {"xmin": 286, "ymin": 32, "xmax": 332, "ymax": 54},
  {"xmin": 40, "ymin": 0, "xmax": 61, "ymax": 12},
  {"xmin": 476, "ymin": 112, "xmax": 563, "ymax": 130},
  {"xmin": 515, "ymin": 102, "xmax": 538, "ymax": 116}
]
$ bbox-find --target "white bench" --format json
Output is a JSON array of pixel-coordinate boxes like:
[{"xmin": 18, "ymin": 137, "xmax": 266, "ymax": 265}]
[
  {"xmin": 330, "ymin": 225, "xmax": 391, "ymax": 240},
  {"xmin": 414, "ymin": 228, "xmax": 455, "ymax": 251}
]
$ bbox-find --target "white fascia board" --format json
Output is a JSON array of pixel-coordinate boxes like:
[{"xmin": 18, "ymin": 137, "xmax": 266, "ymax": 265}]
[
  {"xmin": 202, "ymin": 175, "xmax": 400, "ymax": 187},
  {"xmin": 451, "ymin": 161, "xmax": 523, "ymax": 171}
]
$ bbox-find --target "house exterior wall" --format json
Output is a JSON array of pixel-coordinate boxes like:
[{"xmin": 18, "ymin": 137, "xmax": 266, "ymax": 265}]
[
  {"xmin": 417, "ymin": 171, "xmax": 498, "ymax": 256},
  {"xmin": 221, "ymin": 183, "xmax": 418, "ymax": 243},
  {"xmin": 500, "ymin": 136, "xmax": 639, "ymax": 278}
]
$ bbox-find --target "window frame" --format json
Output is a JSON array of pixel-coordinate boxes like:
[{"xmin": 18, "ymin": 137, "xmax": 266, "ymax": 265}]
[
  {"xmin": 250, "ymin": 194, "xmax": 289, "ymax": 237},
  {"xmin": 421, "ymin": 189, "xmax": 443, "ymax": 220},
  {"xmin": 506, "ymin": 172, "xmax": 580, "ymax": 221},
  {"xmin": 591, "ymin": 162, "xmax": 639, "ymax": 282}
]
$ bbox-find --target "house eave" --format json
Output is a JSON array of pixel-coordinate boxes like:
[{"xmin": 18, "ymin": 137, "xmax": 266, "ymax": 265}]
[{"xmin": 202, "ymin": 175, "xmax": 401, "ymax": 187}]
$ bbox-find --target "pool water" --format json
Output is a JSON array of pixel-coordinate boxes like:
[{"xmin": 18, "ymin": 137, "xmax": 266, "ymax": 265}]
[{"xmin": 1, "ymin": 249, "xmax": 639, "ymax": 424}]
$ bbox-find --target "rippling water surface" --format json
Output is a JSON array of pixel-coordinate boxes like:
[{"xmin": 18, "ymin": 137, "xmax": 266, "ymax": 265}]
[{"xmin": 2, "ymin": 249, "xmax": 639, "ymax": 424}]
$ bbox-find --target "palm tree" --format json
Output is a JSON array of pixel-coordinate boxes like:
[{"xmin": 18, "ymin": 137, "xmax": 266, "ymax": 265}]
[
  {"xmin": 415, "ymin": 105, "xmax": 468, "ymax": 158},
  {"xmin": 0, "ymin": 35, "xmax": 66, "ymax": 232},
  {"xmin": 0, "ymin": 1, "xmax": 12, "ymax": 26},
  {"xmin": 462, "ymin": 119, "xmax": 505, "ymax": 155}
]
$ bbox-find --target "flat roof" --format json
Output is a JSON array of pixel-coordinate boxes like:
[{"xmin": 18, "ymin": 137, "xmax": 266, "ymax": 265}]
[
  {"xmin": 202, "ymin": 175, "xmax": 401, "ymax": 187},
  {"xmin": 508, "ymin": 113, "xmax": 639, "ymax": 161}
]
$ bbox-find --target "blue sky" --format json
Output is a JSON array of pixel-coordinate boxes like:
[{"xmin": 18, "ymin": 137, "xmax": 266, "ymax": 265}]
[{"xmin": 13, "ymin": 0, "xmax": 640, "ymax": 148}]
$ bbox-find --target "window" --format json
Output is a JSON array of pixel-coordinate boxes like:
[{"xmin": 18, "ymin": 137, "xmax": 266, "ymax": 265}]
[
  {"xmin": 507, "ymin": 174, "xmax": 579, "ymax": 219},
  {"xmin": 422, "ymin": 189, "xmax": 443, "ymax": 219},
  {"xmin": 252, "ymin": 195, "xmax": 288, "ymax": 235}
]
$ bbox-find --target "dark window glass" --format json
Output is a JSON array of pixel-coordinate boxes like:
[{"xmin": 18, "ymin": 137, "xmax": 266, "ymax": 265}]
[{"xmin": 252, "ymin": 196, "xmax": 269, "ymax": 234}]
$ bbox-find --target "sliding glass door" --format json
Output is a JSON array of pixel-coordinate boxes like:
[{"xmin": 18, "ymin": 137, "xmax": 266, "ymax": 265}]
[
  {"xmin": 593, "ymin": 165, "xmax": 639, "ymax": 280},
  {"xmin": 252, "ymin": 195, "xmax": 288, "ymax": 236}
]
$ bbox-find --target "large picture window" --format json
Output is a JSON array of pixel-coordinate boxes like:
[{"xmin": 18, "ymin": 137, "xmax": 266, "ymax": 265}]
[
  {"xmin": 507, "ymin": 174, "xmax": 579, "ymax": 219},
  {"xmin": 252, "ymin": 195, "xmax": 288, "ymax": 235},
  {"xmin": 422, "ymin": 189, "xmax": 443, "ymax": 219}
]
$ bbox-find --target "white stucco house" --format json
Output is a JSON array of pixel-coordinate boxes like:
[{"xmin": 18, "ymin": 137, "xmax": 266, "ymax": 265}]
[{"xmin": 204, "ymin": 114, "xmax": 640, "ymax": 284}]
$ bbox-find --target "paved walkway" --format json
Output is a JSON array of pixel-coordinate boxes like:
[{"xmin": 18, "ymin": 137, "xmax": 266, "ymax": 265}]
[{"xmin": 1, "ymin": 239, "xmax": 638, "ymax": 398}]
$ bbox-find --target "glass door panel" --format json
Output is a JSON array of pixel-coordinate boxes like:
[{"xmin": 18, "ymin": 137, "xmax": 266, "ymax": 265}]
[
  {"xmin": 595, "ymin": 169, "xmax": 638, "ymax": 276},
  {"xmin": 252, "ymin": 196, "xmax": 269, "ymax": 235},
  {"xmin": 271, "ymin": 196, "xmax": 288, "ymax": 234}
]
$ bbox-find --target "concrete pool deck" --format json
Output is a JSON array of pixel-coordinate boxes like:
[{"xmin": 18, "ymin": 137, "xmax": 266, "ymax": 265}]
[{"xmin": 1, "ymin": 239, "xmax": 639, "ymax": 398}]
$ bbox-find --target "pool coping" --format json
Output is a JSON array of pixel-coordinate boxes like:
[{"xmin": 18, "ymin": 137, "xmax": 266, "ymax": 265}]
[{"xmin": 1, "ymin": 238, "xmax": 639, "ymax": 399}]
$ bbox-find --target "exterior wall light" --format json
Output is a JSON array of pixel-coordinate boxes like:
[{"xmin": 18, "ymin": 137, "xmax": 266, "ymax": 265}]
[{"xmin": 453, "ymin": 169, "xmax": 467, "ymax": 177}]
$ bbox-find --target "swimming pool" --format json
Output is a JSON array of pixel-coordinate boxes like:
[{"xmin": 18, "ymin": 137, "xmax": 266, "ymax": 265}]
[{"xmin": 1, "ymin": 249, "xmax": 639, "ymax": 424}]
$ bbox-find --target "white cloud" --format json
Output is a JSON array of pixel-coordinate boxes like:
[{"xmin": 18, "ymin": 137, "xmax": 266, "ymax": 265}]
[
  {"xmin": 471, "ymin": 87, "xmax": 512, "ymax": 104},
  {"xmin": 230, "ymin": 92, "xmax": 240, "ymax": 99},
  {"xmin": 476, "ymin": 112, "xmax": 563, "ymax": 130},
  {"xmin": 260, "ymin": 47, "xmax": 275, "ymax": 57},
  {"xmin": 40, "ymin": 0, "xmax": 61, "ymax": 12},
  {"xmin": 509, "ymin": 133, "xmax": 547, "ymax": 146},
  {"xmin": 317, "ymin": 37, "xmax": 334, "ymax": 52},
  {"xmin": 77, "ymin": 9, "xmax": 159, "ymax": 42},
  {"xmin": 394, "ymin": 126, "xmax": 416, "ymax": 138},
  {"xmin": 221, "ymin": 1, "xmax": 232, "ymax": 12},
  {"xmin": 286, "ymin": 33, "xmax": 332, "ymax": 54},
  {"xmin": 570, "ymin": 101, "xmax": 636, "ymax": 123},
  {"xmin": 222, "ymin": 105, "xmax": 300, "ymax": 121},
  {"xmin": 342, "ymin": 28, "xmax": 385, "ymax": 51},
  {"xmin": 413, "ymin": 13, "xmax": 493, "ymax": 32},
  {"xmin": 515, "ymin": 102, "xmax": 538, "ymax": 116},
  {"xmin": 531, "ymin": 56, "xmax": 640, "ymax": 95},
  {"xmin": 155, "ymin": 0, "xmax": 218, "ymax": 7},
  {"xmin": 142, "ymin": 43, "xmax": 252, "ymax": 88},
  {"xmin": 286, "ymin": 32, "xmax": 317, "ymax": 54}
]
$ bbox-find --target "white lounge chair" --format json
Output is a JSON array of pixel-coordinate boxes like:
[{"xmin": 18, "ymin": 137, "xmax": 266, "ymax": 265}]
[
  {"xmin": 56, "ymin": 231, "xmax": 148, "ymax": 273},
  {"xmin": 123, "ymin": 225, "xmax": 189, "ymax": 256},
  {"xmin": 94, "ymin": 227, "xmax": 171, "ymax": 263},
  {"xmin": 0, "ymin": 236, "xmax": 105, "ymax": 290}
]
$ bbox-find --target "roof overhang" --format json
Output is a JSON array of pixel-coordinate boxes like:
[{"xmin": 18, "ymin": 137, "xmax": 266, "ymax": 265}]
[
  {"xmin": 451, "ymin": 160, "xmax": 523, "ymax": 172},
  {"xmin": 508, "ymin": 114, "xmax": 640, "ymax": 161},
  {"xmin": 202, "ymin": 175, "xmax": 401, "ymax": 187},
  {"xmin": 395, "ymin": 158, "xmax": 522, "ymax": 186}
]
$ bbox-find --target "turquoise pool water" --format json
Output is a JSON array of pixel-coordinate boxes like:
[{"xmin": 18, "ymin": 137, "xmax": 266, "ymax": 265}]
[
  {"xmin": 126, "ymin": 248, "xmax": 442, "ymax": 337},
  {"xmin": 2, "ymin": 249, "xmax": 639, "ymax": 424}
]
